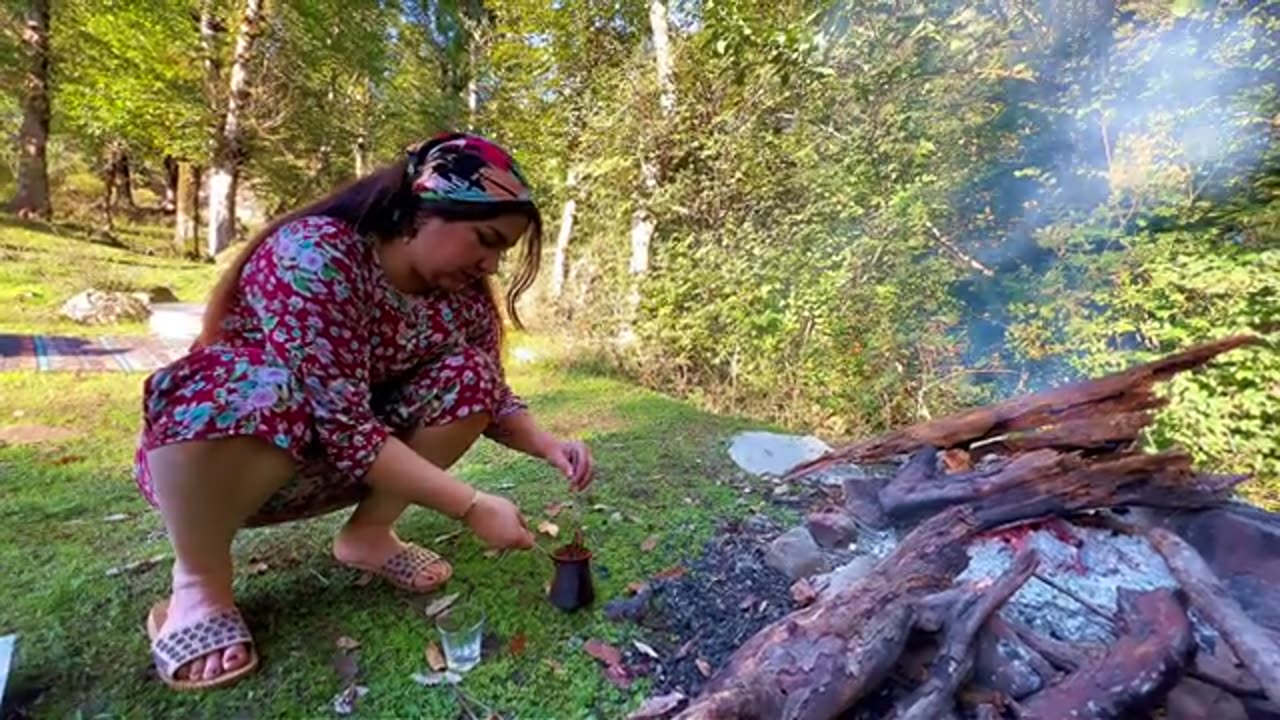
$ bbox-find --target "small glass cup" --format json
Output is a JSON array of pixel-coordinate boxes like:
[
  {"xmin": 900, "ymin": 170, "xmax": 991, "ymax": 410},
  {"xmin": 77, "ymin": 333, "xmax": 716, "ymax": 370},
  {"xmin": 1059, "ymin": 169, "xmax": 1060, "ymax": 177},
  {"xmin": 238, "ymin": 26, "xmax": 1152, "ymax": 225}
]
[{"xmin": 434, "ymin": 603, "xmax": 486, "ymax": 673}]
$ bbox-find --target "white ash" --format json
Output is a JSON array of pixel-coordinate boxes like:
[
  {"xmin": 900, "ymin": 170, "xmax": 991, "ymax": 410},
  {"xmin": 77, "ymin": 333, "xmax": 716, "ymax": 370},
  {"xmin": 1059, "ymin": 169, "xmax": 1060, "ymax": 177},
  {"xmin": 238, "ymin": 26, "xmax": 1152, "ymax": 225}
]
[
  {"xmin": 956, "ymin": 524, "xmax": 1179, "ymax": 644},
  {"xmin": 856, "ymin": 527, "xmax": 900, "ymax": 561}
]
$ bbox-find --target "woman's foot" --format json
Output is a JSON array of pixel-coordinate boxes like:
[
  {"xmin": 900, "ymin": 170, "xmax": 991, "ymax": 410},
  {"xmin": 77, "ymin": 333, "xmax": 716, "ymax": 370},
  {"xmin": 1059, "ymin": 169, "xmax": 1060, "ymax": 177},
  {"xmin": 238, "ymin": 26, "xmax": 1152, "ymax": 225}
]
[
  {"xmin": 333, "ymin": 523, "xmax": 452, "ymax": 592},
  {"xmin": 152, "ymin": 577, "xmax": 253, "ymax": 683}
]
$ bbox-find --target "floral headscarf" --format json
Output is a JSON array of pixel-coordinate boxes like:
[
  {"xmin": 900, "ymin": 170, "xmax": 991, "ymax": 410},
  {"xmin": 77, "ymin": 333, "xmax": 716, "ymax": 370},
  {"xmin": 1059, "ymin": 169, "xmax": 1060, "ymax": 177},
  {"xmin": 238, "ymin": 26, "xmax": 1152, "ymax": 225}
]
[{"xmin": 406, "ymin": 133, "xmax": 533, "ymax": 205}]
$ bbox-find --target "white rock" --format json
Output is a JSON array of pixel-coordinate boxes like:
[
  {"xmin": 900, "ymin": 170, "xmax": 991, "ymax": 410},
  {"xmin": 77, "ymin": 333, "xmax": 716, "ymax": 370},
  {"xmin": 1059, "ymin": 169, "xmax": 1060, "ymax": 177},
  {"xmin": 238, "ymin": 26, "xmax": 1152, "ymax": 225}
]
[
  {"xmin": 59, "ymin": 289, "xmax": 152, "ymax": 325},
  {"xmin": 727, "ymin": 431, "xmax": 831, "ymax": 477}
]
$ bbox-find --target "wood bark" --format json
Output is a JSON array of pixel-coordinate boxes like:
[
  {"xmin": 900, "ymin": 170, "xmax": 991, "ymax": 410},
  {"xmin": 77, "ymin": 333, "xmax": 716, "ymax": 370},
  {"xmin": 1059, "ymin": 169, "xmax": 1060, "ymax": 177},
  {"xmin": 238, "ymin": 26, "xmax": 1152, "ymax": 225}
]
[
  {"xmin": 6, "ymin": 0, "xmax": 52, "ymax": 219},
  {"xmin": 162, "ymin": 156, "xmax": 179, "ymax": 213},
  {"xmin": 206, "ymin": 0, "xmax": 265, "ymax": 258},
  {"xmin": 1147, "ymin": 527, "xmax": 1280, "ymax": 706},
  {"xmin": 675, "ymin": 508, "xmax": 977, "ymax": 720},
  {"xmin": 1019, "ymin": 588, "xmax": 1194, "ymax": 720},
  {"xmin": 788, "ymin": 334, "xmax": 1260, "ymax": 474}
]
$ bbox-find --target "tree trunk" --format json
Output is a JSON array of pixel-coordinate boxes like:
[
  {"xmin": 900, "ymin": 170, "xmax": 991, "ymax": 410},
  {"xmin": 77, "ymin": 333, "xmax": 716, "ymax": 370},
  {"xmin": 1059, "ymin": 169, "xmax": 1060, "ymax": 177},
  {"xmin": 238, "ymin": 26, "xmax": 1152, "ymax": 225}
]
[
  {"xmin": 206, "ymin": 0, "xmax": 265, "ymax": 259},
  {"xmin": 107, "ymin": 142, "xmax": 135, "ymax": 211},
  {"xmin": 353, "ymin": 135, "xmax": 367, "ymax": 178},
  {"xmin": 162, "ymin": 156, "xmax": 179, "ymax": 213},
  {"xmin": 6, "ymin": 0, "xmax": 52, "ymax": 220},
  {"xmin": 175, "ymin": 162, "xmax": 201, "ymax": 255},
  {"xmin": 462, "ymin": 0, "xmax": 486, "ymax": 129},
  {"xmin": 625, "ymin": 0, "xmax": 676, "ymax": 328},
  {"xmin": 551, "ymin": 166, "xmax": 579, "ymax": 300}
]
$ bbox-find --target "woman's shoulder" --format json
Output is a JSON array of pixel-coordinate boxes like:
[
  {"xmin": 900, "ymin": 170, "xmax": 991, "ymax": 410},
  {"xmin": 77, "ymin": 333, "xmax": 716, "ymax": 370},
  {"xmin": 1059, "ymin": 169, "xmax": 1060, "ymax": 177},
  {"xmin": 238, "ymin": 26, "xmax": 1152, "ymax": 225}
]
[{"xmin": 269, "ymin": 214, "xmax": 361, "ymax": 247}]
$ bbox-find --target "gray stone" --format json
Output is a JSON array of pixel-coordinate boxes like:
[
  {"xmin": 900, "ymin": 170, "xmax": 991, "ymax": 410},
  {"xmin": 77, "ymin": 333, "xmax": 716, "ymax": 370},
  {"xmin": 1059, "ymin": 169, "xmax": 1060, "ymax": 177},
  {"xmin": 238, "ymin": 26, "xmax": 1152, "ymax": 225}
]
[
  {"xmin": 727, "ymin": 431, "xmax": 831, "ymax": 478},
  {"xmin": 807, "ymin": 511, "xmax": 858, "ymax": 549},
  {"xmin": 765, "ymin": 526, "xmax": 829, "ymax": 581},
  {"xmin": 810, "ymin": 555, "xmax": 877, "ymax": 600}
]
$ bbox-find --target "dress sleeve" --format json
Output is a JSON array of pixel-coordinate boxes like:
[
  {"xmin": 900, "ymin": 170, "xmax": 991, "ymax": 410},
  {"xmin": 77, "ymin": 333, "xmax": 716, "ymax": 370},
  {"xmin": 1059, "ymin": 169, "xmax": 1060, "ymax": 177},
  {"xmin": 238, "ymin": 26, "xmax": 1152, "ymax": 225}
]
[
  {"xmin": 459, "ymin": 281, "xmax": 529, "ymax": 432},
  {"xmin": 240, "ymin": 216, "xmax": 390, "ymax": 480}
]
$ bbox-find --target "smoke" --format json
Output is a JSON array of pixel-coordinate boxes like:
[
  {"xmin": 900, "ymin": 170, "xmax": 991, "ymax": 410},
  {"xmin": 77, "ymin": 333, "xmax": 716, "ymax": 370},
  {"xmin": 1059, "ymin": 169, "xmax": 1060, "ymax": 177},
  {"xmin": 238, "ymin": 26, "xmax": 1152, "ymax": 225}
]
[{"xmin": 954, "ymin": 1, "xmax": 1279, "ymax": 393}]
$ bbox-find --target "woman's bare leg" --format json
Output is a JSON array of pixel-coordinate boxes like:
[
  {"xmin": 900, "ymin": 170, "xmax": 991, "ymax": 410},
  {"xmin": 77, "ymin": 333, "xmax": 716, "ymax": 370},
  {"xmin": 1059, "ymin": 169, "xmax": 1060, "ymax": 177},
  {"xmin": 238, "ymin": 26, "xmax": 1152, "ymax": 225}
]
[
  {"xmin": 147, "ymin": 436, "xmax": 295, "ymax": 682},
  {"xmin": 332, "ymin": 413, "xmax": 489, "ymax": 588}
]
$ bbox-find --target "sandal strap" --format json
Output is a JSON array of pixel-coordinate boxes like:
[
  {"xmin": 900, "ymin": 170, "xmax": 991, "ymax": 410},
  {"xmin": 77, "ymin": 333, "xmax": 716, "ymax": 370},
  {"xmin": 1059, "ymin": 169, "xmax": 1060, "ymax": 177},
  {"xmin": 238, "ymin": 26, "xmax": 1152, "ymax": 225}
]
[
  {"xmin": 381, "ymin": 545, "xmax": 444, "ymax": 585},
  {"xmin": 151, "ymin": 609, "xmax": 253, "ymax": 681}
]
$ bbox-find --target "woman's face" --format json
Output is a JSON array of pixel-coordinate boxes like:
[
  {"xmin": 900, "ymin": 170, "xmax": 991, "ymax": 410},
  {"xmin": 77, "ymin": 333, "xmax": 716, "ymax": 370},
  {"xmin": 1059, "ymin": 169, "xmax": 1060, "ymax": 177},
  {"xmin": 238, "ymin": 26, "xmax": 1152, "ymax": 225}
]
[{"xmin": 408, "ymin": 213, "xmax": 529, "ymax": 292}]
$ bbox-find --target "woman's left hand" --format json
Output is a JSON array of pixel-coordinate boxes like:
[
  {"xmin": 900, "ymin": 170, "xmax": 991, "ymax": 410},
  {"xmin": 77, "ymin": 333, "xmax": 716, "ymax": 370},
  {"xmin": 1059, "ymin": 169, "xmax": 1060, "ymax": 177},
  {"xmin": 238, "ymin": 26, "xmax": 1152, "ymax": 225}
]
[{"xmin": 543, "ymin": 438, "xmax": 595, "ymax": 492}]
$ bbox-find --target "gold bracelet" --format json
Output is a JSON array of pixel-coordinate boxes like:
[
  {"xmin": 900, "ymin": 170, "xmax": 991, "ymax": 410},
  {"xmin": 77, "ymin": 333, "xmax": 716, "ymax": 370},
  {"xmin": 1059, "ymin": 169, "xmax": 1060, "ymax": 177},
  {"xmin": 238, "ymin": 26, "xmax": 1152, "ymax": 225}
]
[{"xmin": 458, "ymin": 489, "xmax": 481, "ymax": 521}]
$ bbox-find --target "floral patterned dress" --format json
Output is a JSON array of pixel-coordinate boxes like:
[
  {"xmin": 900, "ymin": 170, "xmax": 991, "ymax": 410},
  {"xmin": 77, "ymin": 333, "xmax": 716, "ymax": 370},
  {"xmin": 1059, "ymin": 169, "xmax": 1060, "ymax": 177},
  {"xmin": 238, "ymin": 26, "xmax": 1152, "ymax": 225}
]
[{"xmin": 133, "ymin": 215, "xmax": 526, "ymax": 526}]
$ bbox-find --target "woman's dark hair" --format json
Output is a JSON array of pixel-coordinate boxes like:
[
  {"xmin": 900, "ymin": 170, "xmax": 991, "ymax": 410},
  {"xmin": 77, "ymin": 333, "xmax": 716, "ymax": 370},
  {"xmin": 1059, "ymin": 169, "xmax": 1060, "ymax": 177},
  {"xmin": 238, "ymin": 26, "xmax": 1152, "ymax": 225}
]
[{"xmin": 197, "ymin": 143, "xmax": 543, "ymax": 347}]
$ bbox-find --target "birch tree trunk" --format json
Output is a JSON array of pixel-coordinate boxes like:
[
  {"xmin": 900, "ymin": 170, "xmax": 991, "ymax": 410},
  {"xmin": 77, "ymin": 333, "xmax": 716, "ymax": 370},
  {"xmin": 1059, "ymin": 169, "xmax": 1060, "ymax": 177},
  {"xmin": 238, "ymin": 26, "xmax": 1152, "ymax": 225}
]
[
  {"xmin": 174, "ymin": 163, "xmax": 201, "ymax": 255},
  {"xmin": 551, "ymin": 166, "xmax": 580, "ymax": 301},
  {"xmin": 6, "ymin": 0, "xmax": 52, "ymax": 220},
  {"xmin": 206, "ymin": 0, "xmax": 265, "ymax": 258},
  {"xmin": 625, "ymin": 0, "xmax": 677, "ymax": 326}
]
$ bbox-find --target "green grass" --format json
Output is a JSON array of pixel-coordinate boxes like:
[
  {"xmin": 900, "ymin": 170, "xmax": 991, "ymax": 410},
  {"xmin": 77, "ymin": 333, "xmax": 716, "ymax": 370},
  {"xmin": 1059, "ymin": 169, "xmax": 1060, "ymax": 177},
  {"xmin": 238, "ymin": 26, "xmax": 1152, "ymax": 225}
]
[
  {"xmin": 0, "ymin": 215, "xmax": 218, "ymax": 336},
  {"xmin": 0, "ymin": 220, "xmax": 781, "ymax": 718}
]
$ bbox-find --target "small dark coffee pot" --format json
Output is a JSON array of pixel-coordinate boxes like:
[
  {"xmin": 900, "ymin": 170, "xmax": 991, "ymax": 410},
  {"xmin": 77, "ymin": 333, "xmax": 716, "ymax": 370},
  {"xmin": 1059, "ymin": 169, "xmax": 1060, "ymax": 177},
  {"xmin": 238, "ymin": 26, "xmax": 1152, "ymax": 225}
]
[{"xmin": 548, "ymin": 546, "xmax": 595, "ymax": 612}]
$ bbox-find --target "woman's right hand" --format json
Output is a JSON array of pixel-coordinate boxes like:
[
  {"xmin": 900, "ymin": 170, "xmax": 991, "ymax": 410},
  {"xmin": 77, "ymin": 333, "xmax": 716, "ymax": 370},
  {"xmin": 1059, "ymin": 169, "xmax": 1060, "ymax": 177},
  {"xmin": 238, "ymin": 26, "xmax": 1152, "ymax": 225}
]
[{"xmin": 464, "ymin": 492, "xmax": 536, "ymax": 550}]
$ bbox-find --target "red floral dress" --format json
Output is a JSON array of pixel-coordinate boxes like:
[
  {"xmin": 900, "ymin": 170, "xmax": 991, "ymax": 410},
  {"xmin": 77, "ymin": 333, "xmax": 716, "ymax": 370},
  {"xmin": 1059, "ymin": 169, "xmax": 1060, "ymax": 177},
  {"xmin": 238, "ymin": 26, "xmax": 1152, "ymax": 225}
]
[{"xmin": 133, "ymin": 215, "xmax": 526, "ymax": 526}]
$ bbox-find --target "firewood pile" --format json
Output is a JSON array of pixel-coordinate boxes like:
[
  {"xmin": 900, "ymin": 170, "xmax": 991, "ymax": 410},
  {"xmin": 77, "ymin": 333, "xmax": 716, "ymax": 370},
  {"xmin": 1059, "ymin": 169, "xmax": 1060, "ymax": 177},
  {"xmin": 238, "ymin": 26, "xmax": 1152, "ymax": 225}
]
[{"xmin": 669, "ymin": 334, "xmax": 1280, "ymax": 720}]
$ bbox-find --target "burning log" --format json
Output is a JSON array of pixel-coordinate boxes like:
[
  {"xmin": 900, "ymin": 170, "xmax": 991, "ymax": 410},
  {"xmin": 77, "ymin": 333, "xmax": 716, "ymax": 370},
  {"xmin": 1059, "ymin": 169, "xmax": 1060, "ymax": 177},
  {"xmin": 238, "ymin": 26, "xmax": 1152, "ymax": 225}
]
[
  {"xmin": 1147, "ymin": 527, "xmax": 1280, "ymax": 707},
  {"xmin": 674, "ymin": 508, "xmax": 977, "ymax": 720},
  {"xmin": 891, "ymin": 550, "xmax": 1040, "ymax": 720},
  {"xmin": 878, "ymin": 446, "xmax": 1242, "ymax": 530},
  {"xmin": 787, "ymin": 334, "xmax": 1259, "ymax": 473},
  {"xmin": 1018, "ymin": 588, "xmax": 1195, "ymax": 720}
]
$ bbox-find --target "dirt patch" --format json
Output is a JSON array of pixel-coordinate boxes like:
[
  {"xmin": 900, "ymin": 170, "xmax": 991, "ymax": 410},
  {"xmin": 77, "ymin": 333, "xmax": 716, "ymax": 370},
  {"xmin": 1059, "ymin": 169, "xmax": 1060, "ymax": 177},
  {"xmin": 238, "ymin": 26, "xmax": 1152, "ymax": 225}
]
[{"xmin": 0, "ymin": 424, "xmax": 77, "ymax": 446}]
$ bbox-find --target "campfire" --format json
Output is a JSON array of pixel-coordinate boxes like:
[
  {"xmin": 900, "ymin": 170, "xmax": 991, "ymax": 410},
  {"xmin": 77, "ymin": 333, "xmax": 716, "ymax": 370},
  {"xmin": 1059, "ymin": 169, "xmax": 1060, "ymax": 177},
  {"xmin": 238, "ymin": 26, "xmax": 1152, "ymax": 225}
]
[{"xmin": 656, "ymin": 334, "xmax": 1280, "ymax": 720}]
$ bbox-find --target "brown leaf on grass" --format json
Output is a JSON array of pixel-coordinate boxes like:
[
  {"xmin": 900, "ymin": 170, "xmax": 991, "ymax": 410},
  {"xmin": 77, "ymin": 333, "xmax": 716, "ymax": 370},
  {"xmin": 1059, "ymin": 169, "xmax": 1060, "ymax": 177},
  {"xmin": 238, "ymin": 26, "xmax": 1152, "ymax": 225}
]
[
  {"xmin": 537, "ymin": 520, "xmax": 560, "ymax": 538},
  {"xmin": 583, "ymin": 638, "xmax": 623, "ymax": 667},
  {"xmin": 247, "ymin": 560, "xmax": 269, "ymax": 575},
  {"xmin": 354, "ymin": 572, "xmax": 374, "ymax": 587},
  {"xmin": 509, "ymin": 633, "xmax": 527, "ymax": 656},
  {"xmin": 425, "ymin": 642, "xmax": 447, "ymax": 671},
  {"xmin": 483, "ymin": 548, "xmax": 502, "ymax": 559},
  {"xmin": 544, "ymin": 658, "xmax": 564, "ymax": 674},
  {"xmin": 790, "ymin": 578, "xmax": 817, "ymax": 607},
  {"xmin": 626, "ymin": 581, "xmax": 650, "ymax": 596},
  {"xmin": 640, "ymin": 535, "xmax": 659, "ymax": 552},
  {"xmin": 604, "ymin": 663, "xmax": 633, "ymax": 689},
  {"xmin": 627, "ymin": 692, "xmax": 689, "ymax": 719},
  {"xmin": 423, "ymin": 593, "xmax": 459, "ymax": 618},
  {"xmin": 336, "ymin": 636, "xmax": 361, "ymax": 651},
  {"xmin": 695, "ymin": 658, "xmax": 713, "ymax": 678},
  {"xmin": 652, "ymin": 565, "xmax": 686, "ymax": 580},
  {"xmin": 51, "ymin": 454, "xmax": 84, "ymax": 466},
  {"xmin": 544, "ymin": 501, "xmax": 565, "ymax": 517}
]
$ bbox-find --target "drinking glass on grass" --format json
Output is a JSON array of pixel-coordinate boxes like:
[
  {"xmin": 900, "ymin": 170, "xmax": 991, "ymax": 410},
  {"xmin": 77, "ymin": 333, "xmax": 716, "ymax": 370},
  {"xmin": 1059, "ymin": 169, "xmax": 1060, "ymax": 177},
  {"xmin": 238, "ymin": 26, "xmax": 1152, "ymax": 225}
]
[{"xmin": 434, "ymin": 603, "xmax": 486, "ymax": 673}]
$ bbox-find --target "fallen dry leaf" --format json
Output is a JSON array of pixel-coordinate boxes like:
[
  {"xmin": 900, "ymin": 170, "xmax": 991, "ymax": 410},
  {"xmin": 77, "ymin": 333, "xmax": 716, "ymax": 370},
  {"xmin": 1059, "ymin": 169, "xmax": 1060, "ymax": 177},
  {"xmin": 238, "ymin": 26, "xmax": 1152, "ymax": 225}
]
[
  {"xmin": 247, "ymin": 560, "xmax": 270, "ymax": 575},
  {"xmin": 791, "ymin": 578, "xmax": 817, "ymax": 607},
  {"xmin": 640, "ymin": 535, "xmax": 659, "ymax": 553},
  {"xmin": 626, "ymin": 581, "xmax": 650, "ymax": 595},
  {"xmin": 627, "ymin": 692, "xmax": 689, "ymax": 720},
  {"xmin": 354, "ymin": 572, "xmax": 374, "ymax": 587},
  {"xmin": 423, "ymin": 593, "xmax": 460, "ymax": 618},
  {"xmin": 544, "ymin": 501, "xmax": 565, "ymax": 517},
  {"xmin": 941, "ymin": 448, "xmax": 974, "ymax": 474},
  {"xmin": 544, "ymin": 658, "xmax": 564, "ymax": 674},
  {"xmin": 425, "ymin": 642, "xmax": 447, "ymax": 671},
  {"xmin": 604, "ymin": 663, "xmax": 633, "ymax": 689},
  {"xmin": 583, "ymin": 638, "xmax": 623, "ymax": 667},
  {"xmin": 695, "ymin": 658, "xmax": 713, "ymax": 678},
  {"xmin": 51, "ymin": 454, "xmax": 84, "ymax": 466},
  {"xmin": 675, "ymin": 638, "xmax": 697, "ymax": 660},
  {"xmin": 336, "ymin": 636, "xmax": 361, "ymax": 651},
  {"xmin": 483, "ymin": 548, "xmax": 502, "ymax": 559},
  {"xmin": 105, "ymin": 554, "xmax": 167, "ymax": 577},
  {"xmin": 652, "ymin": 565, "xmax": 686, "ymax": 580},
  {"xmin": 633, "ymin": 640, "xmax": 659, "ymax": 659},
  {"xmin": 537, "ymin": 520, "xmax": 560, "ymax": 538},
  {"xmin": 432, "ymin": 529, "xmax": 463, "ymax": 545},
  {"xmin": 102, "ymin": 513, "xmax": 129, "ymax": 523},
  {"xmin": 509, "ymin": 633, "xmax": 527, "ymax": 656}
]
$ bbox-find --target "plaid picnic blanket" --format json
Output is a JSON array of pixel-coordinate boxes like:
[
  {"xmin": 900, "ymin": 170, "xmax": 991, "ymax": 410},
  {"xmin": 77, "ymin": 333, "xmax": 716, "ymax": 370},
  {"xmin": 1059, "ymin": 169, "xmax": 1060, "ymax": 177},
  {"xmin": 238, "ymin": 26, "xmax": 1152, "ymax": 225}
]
[{"xmin": 0, "ymin": 334, "xmax": 189, "ymax": 373}]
